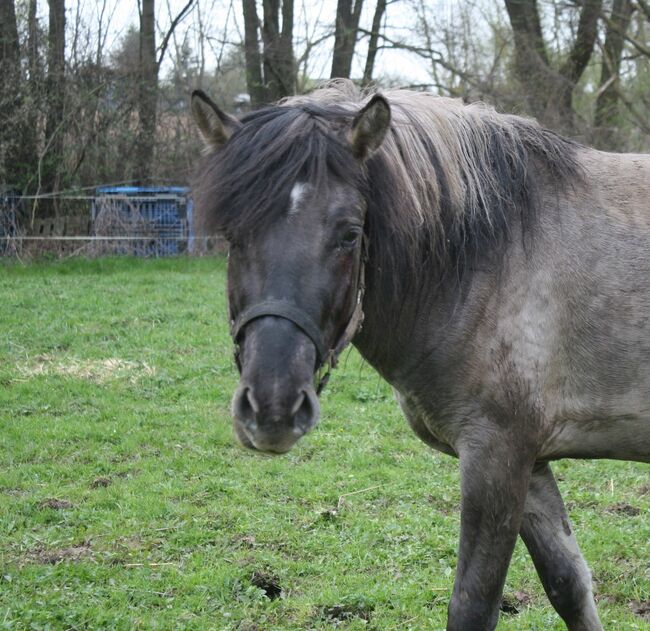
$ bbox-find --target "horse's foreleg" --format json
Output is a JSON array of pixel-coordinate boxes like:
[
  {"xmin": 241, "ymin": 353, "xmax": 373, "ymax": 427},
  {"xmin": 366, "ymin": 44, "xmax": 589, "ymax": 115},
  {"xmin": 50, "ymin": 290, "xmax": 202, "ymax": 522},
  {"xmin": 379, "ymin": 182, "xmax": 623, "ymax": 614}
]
[
  {"xmin": 447, "ymin": 436, "xmax": 535, "ymax": 631},
  {"xmin": 520, "ymin": 463, "xmax": 603, "ymax": 631}
]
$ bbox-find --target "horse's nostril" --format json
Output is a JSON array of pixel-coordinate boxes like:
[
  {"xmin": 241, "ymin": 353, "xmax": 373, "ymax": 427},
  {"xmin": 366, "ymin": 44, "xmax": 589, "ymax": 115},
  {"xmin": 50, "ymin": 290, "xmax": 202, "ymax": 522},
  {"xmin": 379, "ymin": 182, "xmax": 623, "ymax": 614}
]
[
  {"xmin": 290, "ymin": 391, "xmax": 306, "ymax": 416},
  {"xmin": 292, "ymin": 389, "xmax": 318, "ymax": 432},
  {"xmin": 244, "ymin": 387, "xmax": 260, "ymax": 414},
  {"xmin": 233, "ymin": 386, "xmax": 259, "ymax": 424},
  {"xmin": 232, "ymin": 383, "xmax": 320, "ymax": 451}
]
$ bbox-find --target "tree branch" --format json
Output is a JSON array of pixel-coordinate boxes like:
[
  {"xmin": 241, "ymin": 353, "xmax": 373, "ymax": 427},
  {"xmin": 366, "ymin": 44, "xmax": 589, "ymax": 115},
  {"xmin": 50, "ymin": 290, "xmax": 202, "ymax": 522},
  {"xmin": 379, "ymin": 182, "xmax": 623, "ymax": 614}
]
[
  {"xmin": 504, "ymin": 0, "xmax": 549, "ymax": 65},
  {"xmin": 635, "ymin": 0, "xmax": 650, "ymax": 20},
  {"xmin": 157, "ymin": 0, "xmax": 195, "ymax": 69},
  {"xmin": 560, "ymin": 0, "xmax": 603, "ymax": 82}
]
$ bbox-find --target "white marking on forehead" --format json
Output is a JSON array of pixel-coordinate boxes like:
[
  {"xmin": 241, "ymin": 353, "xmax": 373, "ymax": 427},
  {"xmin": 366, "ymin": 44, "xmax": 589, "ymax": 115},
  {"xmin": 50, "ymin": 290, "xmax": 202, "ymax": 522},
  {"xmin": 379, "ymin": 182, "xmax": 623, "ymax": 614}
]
[{"xmin": 288, "ymin": 182, "xmax": 309, "ymax": 215}]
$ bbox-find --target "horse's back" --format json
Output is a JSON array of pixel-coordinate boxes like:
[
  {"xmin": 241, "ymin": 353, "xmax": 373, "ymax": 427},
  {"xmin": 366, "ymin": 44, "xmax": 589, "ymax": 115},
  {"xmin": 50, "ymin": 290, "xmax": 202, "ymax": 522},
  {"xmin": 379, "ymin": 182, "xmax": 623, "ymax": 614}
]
[
  {"xmin": 579, "ymin": 149, "xmax": 650, "ymax": 229},
  {"xmin": 532, "ymin": 149, "xmax": 650, "ymax": 462}
]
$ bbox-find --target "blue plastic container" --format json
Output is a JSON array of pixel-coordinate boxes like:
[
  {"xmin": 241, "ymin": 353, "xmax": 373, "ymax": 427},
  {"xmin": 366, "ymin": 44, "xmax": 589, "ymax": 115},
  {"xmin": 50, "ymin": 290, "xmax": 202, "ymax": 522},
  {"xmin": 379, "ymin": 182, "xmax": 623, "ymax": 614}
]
[{"xmin": 92, "ymin": 186, "xmax": 192, "ymax": 256}]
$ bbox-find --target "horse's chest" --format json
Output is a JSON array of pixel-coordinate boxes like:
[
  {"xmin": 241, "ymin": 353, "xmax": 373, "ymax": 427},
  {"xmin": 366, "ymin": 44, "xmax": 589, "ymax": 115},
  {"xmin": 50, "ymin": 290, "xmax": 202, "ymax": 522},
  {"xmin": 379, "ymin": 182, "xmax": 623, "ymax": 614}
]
[{"xmin": 393, "ymin": 389, "xmax": 458, "ymax": 456}]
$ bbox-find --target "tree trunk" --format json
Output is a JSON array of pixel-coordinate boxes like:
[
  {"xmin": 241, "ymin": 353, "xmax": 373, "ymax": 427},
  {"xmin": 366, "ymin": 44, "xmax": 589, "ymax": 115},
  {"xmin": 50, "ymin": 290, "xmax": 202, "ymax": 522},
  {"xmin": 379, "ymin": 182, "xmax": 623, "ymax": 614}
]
[
  {"xmin": 594, "ymin": 0, "xmax": 634, "ymax": 148},
  {"xmin": 241, "ymin": 0, "xmax": 295, "ymax": 106},
  {"xmin": 262, "ymin": 0, "xmax": 295, "ymax": 101},
  {"xmin": 135, "ymin": 0, "xmax": 157, "ymax": 183},
  {"xmin": 504, "ymin": 0, "xmax": 602, "ymax": 132},
  {"xmin": 0, "ymin": 0, "xmax": 21, "ymax": 186},
  {"xmin": 28, "ymin": 0, "xmax": 41, "ymax": 89},
  {"xmin": 242, "ymin": 0, "xmax": 266, "ymax": 107},
  {"xmin": 21, "ymin": 0, "xmax": 40, "ymax": 192},
  {"xmin": 43, "ymin": 0, "xmax": 66, "ymax": 197},
  {"xmin": 0, "ymin": 0, "xmax": 19, "ymax": 66},
  {"xmin": 362, "ymin": 0, "xmax": 387, "ymax": 86},
  {"xmin": 331, "ymin": 0, "xmax": 364, "ymax": 79}
]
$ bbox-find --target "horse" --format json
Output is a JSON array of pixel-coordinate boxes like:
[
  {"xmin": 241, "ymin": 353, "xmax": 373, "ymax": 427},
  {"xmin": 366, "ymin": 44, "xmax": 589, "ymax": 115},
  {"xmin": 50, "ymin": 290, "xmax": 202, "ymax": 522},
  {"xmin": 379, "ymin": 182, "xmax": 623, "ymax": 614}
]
[{"xmin": 190, "ymin": 80, "xmax": 650, "ymax": 631}]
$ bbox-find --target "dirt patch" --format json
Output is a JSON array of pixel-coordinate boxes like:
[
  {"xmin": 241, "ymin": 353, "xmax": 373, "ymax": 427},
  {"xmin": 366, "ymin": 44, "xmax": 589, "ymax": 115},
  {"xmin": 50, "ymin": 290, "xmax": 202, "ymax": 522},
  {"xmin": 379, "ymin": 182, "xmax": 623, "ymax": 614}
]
[
  {"xmin": 32, "ymin": 543, "xmax": 92, "ymax": 565},
  {"xmin": 321, "ymin": 601, "xmax": 373, "ymax": 623},
  {"xmin": 16, "ymin": 355, "xmax": 155, "ymax": 384},
  {"xmin": 239, "ymin": 535, "xmax": 257, "ymax": 548},
  {"xmin": 595, "ymin": 593, "xmax": 618, "ymax": 605},
  {"xmin": 606, "ymin": 503, "xmax": 641, "ymax": 516},
  {"xmin": 629, "ymin": 600, "xmax": 650, "ymax": 621},
  {"xmin": 1, "ymin": 488, "xmax": 26, "ymax": 497},
  {"xmin": 39, "ymin": 498, "xmax": 74, "ymax": 510},
  {"xmin": 500, "ymin": 590, "xmax": 532, "ymax": 615},
  {"xmin": 638, "ymin": 484, "xmax": 650, "ymax": 496},
  {"xmin": 250, "ymin": 570, "xmax": 282, "ymax": 600},
  {"xmin": 90, "ymin": 477, "xmax": 112, "ymax": 488}
]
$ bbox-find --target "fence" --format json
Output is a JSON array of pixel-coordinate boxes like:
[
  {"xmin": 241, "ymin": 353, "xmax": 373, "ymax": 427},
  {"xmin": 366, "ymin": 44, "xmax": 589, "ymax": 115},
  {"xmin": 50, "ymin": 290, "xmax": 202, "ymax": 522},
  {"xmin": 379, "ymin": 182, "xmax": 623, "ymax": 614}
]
[
  {"xmin": 0, "ymin": 189, "xmax": 23, "ymax": 256},
  {"xmin": 0, "ymin": 186, "xmax": 226, "ymax": 258},
  {"xmin": 91, "ymin": 186, "xmax": 191, "ymax": 257}
]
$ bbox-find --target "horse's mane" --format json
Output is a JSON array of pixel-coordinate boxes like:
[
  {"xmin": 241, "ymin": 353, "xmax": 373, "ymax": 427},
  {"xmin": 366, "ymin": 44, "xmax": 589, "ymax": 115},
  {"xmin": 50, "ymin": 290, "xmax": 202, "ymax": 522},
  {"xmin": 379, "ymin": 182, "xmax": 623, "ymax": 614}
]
[{"xmin": 194, "ymin": 80, "xmax": 581, "ymax": 281}]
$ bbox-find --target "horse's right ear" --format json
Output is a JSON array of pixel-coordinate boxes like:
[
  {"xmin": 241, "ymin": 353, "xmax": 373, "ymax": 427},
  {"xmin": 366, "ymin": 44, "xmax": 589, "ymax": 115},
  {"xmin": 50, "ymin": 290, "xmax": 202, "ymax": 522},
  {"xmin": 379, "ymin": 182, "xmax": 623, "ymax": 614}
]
[
  {"xmin": 191, "ymin": 90, "xmax": 241, "ymax": 150},
  {"xmin": 349, "ymin": 94, "xmax": 391, "ymax": 160}
]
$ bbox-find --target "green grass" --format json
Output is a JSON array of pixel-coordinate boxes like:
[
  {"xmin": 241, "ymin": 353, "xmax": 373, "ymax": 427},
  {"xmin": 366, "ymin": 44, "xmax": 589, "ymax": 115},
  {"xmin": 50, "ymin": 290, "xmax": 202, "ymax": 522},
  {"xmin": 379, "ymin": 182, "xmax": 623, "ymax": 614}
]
[{"xmin": 0, "ymin": 257, "xmax": 648, "ymax": 630}]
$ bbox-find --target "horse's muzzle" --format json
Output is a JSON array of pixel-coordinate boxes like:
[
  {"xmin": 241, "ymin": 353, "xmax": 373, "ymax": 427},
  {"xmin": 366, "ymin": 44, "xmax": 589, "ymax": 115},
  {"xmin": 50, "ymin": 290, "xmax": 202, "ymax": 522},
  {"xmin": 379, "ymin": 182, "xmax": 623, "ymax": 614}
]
[
  {"xmin": 229, "ymin": 315, "xmax": 321, "ymax": 453},
  {"xmin": 231, "ymin": 382, "xmax": 320, "ymax": 453}
]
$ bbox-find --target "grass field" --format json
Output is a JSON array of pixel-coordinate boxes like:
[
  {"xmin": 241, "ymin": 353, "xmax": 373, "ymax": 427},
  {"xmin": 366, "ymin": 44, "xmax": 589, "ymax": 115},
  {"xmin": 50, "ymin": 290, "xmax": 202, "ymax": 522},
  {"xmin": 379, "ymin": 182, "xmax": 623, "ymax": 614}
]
[{"xmin": 1, "ymin": 257, "xmax": 648, "ymax": 630}]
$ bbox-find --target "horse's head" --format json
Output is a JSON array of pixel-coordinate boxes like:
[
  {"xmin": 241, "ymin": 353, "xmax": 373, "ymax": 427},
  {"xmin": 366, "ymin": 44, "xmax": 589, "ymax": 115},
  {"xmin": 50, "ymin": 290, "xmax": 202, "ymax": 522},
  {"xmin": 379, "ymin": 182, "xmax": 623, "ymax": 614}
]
[{"xmin": 191, "ymin": 90, "xmax": 390, "ymax": 453}]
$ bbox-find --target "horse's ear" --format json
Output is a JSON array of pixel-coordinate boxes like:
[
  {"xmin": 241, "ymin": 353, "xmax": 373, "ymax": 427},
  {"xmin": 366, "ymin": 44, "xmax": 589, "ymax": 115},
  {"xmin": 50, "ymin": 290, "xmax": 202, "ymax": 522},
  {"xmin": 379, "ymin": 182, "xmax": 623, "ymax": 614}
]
[
  {"xmin": 349, "ymin": 94, "xmax": 391, "ymax": 160},
  {"xmin": 191, "ymin": 89, "xmax": 241, "ymax": 150}
]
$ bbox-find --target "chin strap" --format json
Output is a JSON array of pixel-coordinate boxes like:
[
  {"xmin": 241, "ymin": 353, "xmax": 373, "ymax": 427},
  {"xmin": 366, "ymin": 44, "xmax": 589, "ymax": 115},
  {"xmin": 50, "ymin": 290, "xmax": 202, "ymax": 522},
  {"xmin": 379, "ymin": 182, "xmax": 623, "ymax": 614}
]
[{"xmin": 230, "ymin": 236, "xmax": 368, "ymax": 395}]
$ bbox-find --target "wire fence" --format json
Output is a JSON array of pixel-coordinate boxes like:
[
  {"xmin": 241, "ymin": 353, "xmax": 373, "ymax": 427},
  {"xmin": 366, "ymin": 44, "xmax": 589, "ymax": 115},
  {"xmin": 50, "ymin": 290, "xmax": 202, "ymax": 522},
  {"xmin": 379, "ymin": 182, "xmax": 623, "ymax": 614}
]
[{"xmin": 0, "ymin": 189, "xmax": 226, "ymax": 259}]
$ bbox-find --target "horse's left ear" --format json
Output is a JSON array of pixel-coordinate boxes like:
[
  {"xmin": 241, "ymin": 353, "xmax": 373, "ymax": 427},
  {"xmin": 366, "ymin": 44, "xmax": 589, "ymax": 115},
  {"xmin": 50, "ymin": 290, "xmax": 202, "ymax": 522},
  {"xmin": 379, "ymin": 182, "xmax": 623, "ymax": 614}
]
[
  {"xmin": 349, "ymin": 94, "xmax": 391, "ymax": 160},
  {"xmin": 191, "ymin": 89, "xmax": 241, "ymax": 150}
]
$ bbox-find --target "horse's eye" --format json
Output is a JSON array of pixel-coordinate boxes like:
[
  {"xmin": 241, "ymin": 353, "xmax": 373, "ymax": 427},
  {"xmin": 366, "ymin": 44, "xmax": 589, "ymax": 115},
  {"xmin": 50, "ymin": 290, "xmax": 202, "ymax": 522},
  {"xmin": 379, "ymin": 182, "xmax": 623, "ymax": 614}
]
[{"xmin": 339, "ymin": 228, "xmax": 361, "ymax": 248}]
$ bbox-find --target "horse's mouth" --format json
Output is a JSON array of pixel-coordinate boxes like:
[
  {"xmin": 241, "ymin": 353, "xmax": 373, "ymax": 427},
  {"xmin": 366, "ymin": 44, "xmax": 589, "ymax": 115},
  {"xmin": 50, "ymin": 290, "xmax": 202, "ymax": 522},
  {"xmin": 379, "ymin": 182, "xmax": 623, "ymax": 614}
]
[
  {"xmin": 231, "ymin": 381, "xmax": 320, "ymax": 454},
  {"xmin": 233, "ymin": 417, "xmax": 308, "ymax": 454}
]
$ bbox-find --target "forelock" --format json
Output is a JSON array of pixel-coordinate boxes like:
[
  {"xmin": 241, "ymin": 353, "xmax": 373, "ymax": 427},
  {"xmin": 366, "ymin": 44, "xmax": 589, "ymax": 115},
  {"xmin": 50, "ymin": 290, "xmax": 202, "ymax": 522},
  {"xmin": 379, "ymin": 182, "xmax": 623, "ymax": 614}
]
[{"xmin": 192, "ymin": 104, "xmax": 363, "ymax": 240}]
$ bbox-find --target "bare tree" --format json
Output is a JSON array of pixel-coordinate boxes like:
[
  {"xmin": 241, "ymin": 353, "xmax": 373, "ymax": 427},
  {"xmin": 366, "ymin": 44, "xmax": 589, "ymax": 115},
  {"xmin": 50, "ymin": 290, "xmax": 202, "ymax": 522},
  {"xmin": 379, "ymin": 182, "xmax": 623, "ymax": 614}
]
[
  {"xmin": 362, "ymin": 0, "xmax": 387, "ymax": 85},
  {"xmin": 22, "ymin": 0, "xmax": 41, "ymax": 190},
  {"xmin": 242, "ymin": 0, "xmax": 266, "ymax": 106},
  {"xmin": 135, "ymin": 0, "xmax": 157, "ymax": 183},
  {"xmin": 331, "ymin": 0, "xmax": 364, "ymax": 78},
  {"xmin": 240, "ymin": 0, "xmax": 295, "ymax": 106},
  {"xmin": 135, "ymin": 0, "xmax": 195, "ymax": 182},
  {"xmin": 504, "ymin": 0, "xmax": 602, "ymax": 131},
  {"xmin": 0, "ymin": 0, "xmax": 20, "ymax": 82},
  {"xmin": 0, "ymin": 0, "xmax": 21, "ymax": 186},
  {"xmin": 262, "ymin": 0, "xmax": 295, "ymax": 100},
  {"xmin": 594, "ymin": 0, "xmax": 635, "ymax": 147}
]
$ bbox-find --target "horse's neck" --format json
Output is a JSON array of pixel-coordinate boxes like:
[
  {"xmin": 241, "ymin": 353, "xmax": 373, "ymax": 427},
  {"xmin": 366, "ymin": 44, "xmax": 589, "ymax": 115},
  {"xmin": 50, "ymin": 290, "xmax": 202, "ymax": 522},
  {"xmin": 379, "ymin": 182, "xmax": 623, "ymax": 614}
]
[
  {"xmin": 353, "ymin": 281, "xmax": 420, "ymax": 381},
  {"xmin": 354, "ymin": 270, "xmax": 456, "ymax": 384},
  {"xmin": 353, "ymin": 252, "xmax": 506, "ymax": 389}
]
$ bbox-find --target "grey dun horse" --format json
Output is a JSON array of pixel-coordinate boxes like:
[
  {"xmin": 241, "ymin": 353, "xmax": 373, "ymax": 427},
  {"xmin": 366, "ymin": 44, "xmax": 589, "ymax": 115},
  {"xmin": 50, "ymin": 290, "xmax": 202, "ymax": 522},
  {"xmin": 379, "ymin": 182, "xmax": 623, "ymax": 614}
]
[{"xmin": 191, "ymin": 81, "xmax": 650, "ymax": 631}]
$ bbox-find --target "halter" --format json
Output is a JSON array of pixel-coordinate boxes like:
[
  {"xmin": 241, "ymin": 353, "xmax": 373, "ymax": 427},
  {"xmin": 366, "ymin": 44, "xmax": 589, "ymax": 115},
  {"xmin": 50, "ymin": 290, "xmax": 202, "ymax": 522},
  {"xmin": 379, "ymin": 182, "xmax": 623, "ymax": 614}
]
[{"xmin": 229, "ymin": 237, "xmax": 368, "ymax": 394}]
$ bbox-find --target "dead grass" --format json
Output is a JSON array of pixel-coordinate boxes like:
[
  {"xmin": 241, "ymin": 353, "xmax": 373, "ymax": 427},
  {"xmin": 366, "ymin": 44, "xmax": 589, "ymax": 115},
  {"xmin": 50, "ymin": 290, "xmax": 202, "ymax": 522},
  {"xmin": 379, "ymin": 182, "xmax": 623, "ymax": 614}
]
[{"xmin": 15, "ymin": 355, "xmax": 155, "ymax": 383}]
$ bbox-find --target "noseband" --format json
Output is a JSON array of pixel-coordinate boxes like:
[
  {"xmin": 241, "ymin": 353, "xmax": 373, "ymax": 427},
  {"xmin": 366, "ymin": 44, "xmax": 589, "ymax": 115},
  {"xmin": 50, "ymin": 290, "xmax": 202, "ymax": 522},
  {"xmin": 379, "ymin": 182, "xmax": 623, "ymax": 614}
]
[{"xmin": 229, "ymin": 237, "xmax": 368, "ymax": 394}]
